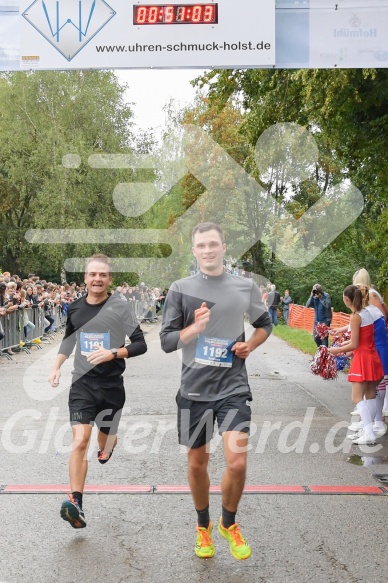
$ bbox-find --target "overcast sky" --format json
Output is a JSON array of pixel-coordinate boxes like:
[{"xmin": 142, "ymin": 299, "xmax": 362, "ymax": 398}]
[{"xmin": 115, "ymin": 68, "xmax": 207, "ymax": 137}]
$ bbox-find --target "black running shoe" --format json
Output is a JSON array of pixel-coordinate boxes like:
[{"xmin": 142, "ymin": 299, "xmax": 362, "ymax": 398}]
[
  {"xmin": 97, "ymin": 448, "xmax": 114, "ymax": 464},
  {"xmin": 60, "ymin": 494, "xmax": 86, "ymax": 528}
]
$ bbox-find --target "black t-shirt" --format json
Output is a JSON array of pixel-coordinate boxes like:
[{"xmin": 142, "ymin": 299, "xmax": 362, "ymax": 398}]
[{"xmin": 59, "ymin": 294, "xmax": 147, "ymax": 384}]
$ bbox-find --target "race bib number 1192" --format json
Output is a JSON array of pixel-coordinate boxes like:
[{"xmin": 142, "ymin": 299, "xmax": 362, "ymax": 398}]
[{"xmin": 195, "ymin": 335, "xmax": 234, "ymax": 367}]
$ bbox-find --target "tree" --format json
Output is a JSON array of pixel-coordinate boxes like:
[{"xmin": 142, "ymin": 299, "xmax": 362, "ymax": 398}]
[
  {"xmin": 189, "ymin": 68, "xmax": 387, "ymax": 291},
  {"xmin": 0, "ymin": 70, "xmax": 141, "ymax": 276}
]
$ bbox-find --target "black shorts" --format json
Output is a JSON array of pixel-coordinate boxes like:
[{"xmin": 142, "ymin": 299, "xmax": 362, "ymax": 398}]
[
  {"xmin": 69, "ymin": 377, "xmax": 126, "ymax": 435},
  {"xmin": 176, "ymin": 390, "xmax": 252, "ymax": 449}
]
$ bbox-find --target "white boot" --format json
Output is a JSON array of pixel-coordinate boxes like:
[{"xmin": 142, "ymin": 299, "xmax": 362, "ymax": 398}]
[{"xmin": 355, "ymin": 400, "xmax": 375, "ymax": 443}]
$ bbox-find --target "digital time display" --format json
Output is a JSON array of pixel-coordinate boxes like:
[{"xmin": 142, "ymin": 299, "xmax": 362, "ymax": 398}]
[{"xmin": 134, "ymin": 4, "xmax": 218, "ymax": 25}]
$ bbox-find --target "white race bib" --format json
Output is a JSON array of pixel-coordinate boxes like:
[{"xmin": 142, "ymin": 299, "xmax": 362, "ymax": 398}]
[
  {"xmin": 195, "ymin": 335, "xmax": 234, "ymax": 368},
  {"xmin": 80, "ymin": 331, "xmax": 110, "ymax": 356}
]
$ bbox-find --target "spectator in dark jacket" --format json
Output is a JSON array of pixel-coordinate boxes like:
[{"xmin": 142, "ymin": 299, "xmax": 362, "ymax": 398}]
[{"xmin": 306, "ymin": 283, "xmax": 332, "ymax": 347}]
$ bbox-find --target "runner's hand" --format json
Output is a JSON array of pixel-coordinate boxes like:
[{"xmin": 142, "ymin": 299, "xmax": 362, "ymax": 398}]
[
  {"xmin": 231, "ymin": 342, "xmax": 251, "ymax": 359},
  {"xmin": 193, "ymin": 302, "xmax": 210, "ymax": 333},
  {"xmin": 48, "ymin": 369, "xmax": 61, "ymax": 387},
  {"xmin": 86, "ymin": 346, "xmax": 114, "ymax": 365}
]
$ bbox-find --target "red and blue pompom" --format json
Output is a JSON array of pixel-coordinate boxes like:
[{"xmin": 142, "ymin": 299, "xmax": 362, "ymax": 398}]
[{"xmin": 331, "ymin": 331, "xmax": 351, "ymax": 371}]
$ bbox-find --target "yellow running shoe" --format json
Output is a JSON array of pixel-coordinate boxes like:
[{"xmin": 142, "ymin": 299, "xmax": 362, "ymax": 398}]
[
  {"xmin": 195, "ymin": 521, "xmax": 215, "ymax": 558},
  {"xmin": 218, "ymin": 518, "xmax": 251, "ymax": 560},
  {"xmin": 32, "ymin": 338, "xmax": 42, "ymax": 344}
]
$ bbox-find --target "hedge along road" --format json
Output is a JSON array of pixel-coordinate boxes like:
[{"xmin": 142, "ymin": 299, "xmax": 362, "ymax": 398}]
[{"xmin": 0, "ymin": 323, "xmax": 387, "ymax": 583}]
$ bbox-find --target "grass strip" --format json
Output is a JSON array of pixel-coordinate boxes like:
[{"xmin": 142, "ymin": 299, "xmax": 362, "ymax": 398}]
[{"xmin": 272, "ymin": 324, "xmax": 317, "ymax": 356}]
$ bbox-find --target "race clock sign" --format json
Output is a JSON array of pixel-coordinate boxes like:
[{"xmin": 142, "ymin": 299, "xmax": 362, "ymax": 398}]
[
  {"xmin": 20, "ymin": 0, "xmax": 275, "ymax": 69},
  {"xmin": 133, "ymin": 4, "xmax": 218, "ymax": 25}
]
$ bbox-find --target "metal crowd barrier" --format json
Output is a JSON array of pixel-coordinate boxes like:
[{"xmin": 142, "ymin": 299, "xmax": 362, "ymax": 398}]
[
  {"xmin": 133, "ymin": 299, "xmax": 158, "ymax": 323},
  {"xmin": 0, "ymin": 304, "xmax": 67, "ymax": 360},
  {"xmin": 51, "ymin": 304, "xmax": 67, "ymax": 330}
]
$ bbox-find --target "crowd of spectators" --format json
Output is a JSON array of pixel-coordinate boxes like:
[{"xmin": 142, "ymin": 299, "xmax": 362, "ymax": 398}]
[
  {"xmin": 112, "ymin": 283, "xmax": 167, "ymax": 306},
  {"xmin": 111, "ymin": 283, "xmax": 168, "ymax": 320},
  {"xmin": 0, "ymin": 271, "xmax": 87, "ymax": 354},
  {"xmin": 0, "ymin": 271, "xmax": 167, "ymax": 355}
]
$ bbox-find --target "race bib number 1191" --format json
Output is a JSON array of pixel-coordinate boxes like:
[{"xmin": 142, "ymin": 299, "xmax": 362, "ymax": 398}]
[{"xmin": 80, "ymin": 332, "xmax": 110, "ymax": 356}]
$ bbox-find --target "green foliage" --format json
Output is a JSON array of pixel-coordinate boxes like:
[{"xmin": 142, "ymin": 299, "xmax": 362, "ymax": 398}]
[
  {"xmin": 183, "ymin": 68, "xmax": 388, "ymax": 294},
  {"xmin": 270, "ymin": 226, "xmax": 367, "ymax": 311},
  {"xmin": 1, "ymin": 68, "xmax": 387, "ymax": 295},
  {"xmin": 0, "ymin": 70, "xmax": 155, "ymax": 278}
]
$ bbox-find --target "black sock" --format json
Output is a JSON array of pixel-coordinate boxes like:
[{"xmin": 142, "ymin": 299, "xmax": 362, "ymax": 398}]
[
  {"xmin": 72, "ymin": 491, "xmax": 83, "ymax": 509},
  {"xmin": 196, "ymin": 506, "xmax": 210, "ymax": 529},
  {"xmin": 222, "ymin": 506, "xmax": 236, "ymax": 529}
]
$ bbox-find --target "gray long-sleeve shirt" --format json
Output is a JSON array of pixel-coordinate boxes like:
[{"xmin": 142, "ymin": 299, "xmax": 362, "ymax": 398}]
[{"xmin": 160, "ymin": 271, "xmax": 272, "ymax": 401}]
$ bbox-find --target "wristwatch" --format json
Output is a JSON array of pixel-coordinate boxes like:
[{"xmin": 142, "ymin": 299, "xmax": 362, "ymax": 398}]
[{"xmin": 110, "ymin": 348, "xmax": 118, "ymax": 359}]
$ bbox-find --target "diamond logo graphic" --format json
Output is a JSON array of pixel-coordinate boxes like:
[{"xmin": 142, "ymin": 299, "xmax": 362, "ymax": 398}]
[{"xmin": 22, "ymin": 0, "xmax": 116, "ymax": 61}]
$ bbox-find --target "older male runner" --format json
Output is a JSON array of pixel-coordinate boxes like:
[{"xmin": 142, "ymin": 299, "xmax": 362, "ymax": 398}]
[
  {"xmin": 160, "ymin": 223, "xmax": 272, "ymax": 560},
  {"xmin": 49, "ymin": 254, "xmax": 147, "ymax": 528}
]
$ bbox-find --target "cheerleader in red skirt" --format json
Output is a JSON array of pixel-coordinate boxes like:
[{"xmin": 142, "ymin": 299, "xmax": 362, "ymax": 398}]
[{"xmin": 329, "ymin": 285, "xmax": 383, "ymax": 445}]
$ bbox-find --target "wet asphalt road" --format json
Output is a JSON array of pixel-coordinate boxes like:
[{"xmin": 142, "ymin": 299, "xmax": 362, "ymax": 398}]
[{"xmin": 1, "ymin": 323, "xmax": 387, "ymax": 582}]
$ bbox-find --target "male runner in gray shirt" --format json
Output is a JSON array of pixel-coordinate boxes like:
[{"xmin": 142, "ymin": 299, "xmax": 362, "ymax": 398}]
[{"xmin": 160, "ymin": 222, "xmax": 272, "ymax": 561}]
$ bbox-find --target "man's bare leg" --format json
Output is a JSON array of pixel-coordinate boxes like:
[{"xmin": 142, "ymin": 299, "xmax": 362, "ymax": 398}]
[
  {"xmin": 218, "ymin": 431, "xmax": 251, "ymax": 560},
  {"xmin": 188, "ymin": 445, "xmax": 215, "ymax": 558},
  {"xmin": 221, "ymin": 431, "xmax": 248, "ymax": 513},
  {"xmin": 61, "ymin": 423, "xmax": 92, "ymax": 528},
  {"xmin": 187, "ymin": 444, "xmax": 210, "ymax": 510},
  {"xmin": 69, "ymin": 423, "xmax": 93, "ymax": 492}
]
